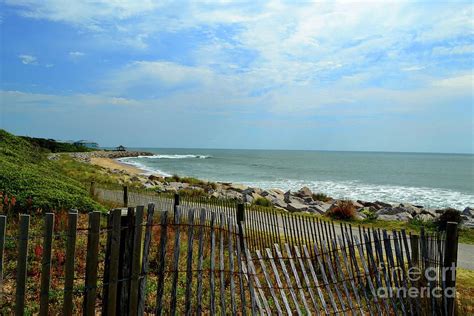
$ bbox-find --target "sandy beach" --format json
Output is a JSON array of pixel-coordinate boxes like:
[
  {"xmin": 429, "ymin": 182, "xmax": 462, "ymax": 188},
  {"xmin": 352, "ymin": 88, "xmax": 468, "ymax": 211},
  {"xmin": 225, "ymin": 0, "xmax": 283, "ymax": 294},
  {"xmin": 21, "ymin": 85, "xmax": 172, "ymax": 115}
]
[{"xmin": 90, "ymin": 157, "xmax": 144, "ymax": 175}]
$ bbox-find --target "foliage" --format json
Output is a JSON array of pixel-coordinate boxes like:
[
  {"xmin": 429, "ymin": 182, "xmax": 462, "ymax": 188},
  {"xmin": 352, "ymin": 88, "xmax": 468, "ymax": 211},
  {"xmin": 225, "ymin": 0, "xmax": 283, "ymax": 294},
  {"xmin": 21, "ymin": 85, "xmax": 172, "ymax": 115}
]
[
  {"xmin": 327, "ymin": 200, "xmax": 356, "ymax": 220},
  {"xmin": 0, "ymin": 129, "xmax": 104, "ymax": 212},
  {"xmin": 252, "ymin": 197, "xmax": 272, "ymax": 207},
  {"xmin": 312, "ymin": 192, "xmax": 331, "ymax": 202},
  {"xmin": 20, "ymin": 136, "xmax": 93, "ymax": 153},
  {"xmin": 360, "ymin": 208, "xmax": 378, "ymax": 220},
  {"xmin": 164, "ymin": 174, "xmax": 217, "ymax": 191},
  {"xmin": 435, "ymin": 208, "xmax": 464, "ymax": 231}
]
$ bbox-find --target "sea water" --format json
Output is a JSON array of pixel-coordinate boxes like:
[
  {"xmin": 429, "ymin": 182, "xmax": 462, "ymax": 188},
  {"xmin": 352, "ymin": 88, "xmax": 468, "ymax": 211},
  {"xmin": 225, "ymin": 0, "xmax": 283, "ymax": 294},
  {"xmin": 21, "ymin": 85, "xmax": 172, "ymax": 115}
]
[{"xmin": 118, "ymin": 149, "xmax": 474, "ymax": 209}]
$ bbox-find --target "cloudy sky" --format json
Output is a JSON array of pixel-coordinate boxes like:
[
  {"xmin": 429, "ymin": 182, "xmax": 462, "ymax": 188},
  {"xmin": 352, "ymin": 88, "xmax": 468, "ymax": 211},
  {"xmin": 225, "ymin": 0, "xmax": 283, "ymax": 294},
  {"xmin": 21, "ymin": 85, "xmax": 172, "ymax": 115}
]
[{"xmin": 0, "ymin": 1, "xmax": 472, "ymax": 153}]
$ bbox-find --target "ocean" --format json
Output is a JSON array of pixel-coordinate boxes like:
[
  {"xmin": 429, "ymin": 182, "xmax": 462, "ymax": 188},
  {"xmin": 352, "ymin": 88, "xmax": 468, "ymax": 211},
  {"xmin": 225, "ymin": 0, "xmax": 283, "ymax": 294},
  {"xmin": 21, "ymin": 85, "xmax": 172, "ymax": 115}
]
[{"xmin": 118, "ymin": 149, "xmax": 474, "ymax": 210}]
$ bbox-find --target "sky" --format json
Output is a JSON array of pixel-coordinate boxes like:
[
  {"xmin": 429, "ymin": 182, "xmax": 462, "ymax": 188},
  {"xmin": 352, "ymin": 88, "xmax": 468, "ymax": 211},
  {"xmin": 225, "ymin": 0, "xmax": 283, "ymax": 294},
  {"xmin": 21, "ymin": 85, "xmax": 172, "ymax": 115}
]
[{"xmin": 0, "ymin": 1, "xmax": 473, "ymax": 153}]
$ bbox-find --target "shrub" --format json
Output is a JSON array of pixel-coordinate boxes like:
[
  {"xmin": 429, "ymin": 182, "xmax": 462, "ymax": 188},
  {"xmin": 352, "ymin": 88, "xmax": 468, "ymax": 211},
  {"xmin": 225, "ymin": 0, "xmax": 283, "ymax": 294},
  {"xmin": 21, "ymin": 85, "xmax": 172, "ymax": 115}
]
[
  {"xmin": 435, "ymin": 208, "xmax": 464, "ymax": 231},
  {"xmin": 252, "ymin": 197, "xmax": 272, "ymax": 207},
  {"xmin": 360, "ymin": 208, "xmax": 377, "ymax": 221},
  {"xmin": 327, "ymin": 200, "xmax": 356, "ymax": 220},
  {"xmin": 312, "ymin": 192, "xmax": 331, "ymax": 202}
]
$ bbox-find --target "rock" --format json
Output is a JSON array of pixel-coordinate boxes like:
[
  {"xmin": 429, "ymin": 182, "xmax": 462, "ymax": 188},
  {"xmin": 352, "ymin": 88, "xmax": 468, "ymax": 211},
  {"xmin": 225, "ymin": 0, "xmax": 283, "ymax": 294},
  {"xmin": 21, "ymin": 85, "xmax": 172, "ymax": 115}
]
[
  {"xmin": 398, "ymin": 203, "xmax": 422, "ymax": 215},
  {"xmin": 271, "ymin": 198, "xmax": 287, "ymax": 209},
  {"xmin": 286, "ymin": 201, "xmax": 309, "ymax": 212},
  {"xmin": 295, "ymin": 186, "xmax": 313, "ymax": 199},
  {"xmin": 378, "ymin": 212, "xmax": 413, "ymax": 222},
  {"xmin": 284, "ymin": 190, "xmax": 292, "ymax": 203},
  {"xmin": 148, "ymin": 174, "xmax": 163, "ymax": 181},
  {"xmin": 415, "ymin": 213, "xmax": 434, "ymax": 222},
  {"xmin": 464, "ymin": 219, "xmax": 474, "ymax": 229},
  {"xmin": 462, "ymin": 207, "xmax": 474, "ymax": 218},
  {"xmin": 229, "ymin": 183, "xmax": 249, "ymax": 192},
  {"xmin": 375, "ymin": 201, "xmax": 393, "ymax": 208},
  {"xmin": 307, "ymin": 206, "xmax": 326, "ymax": 214},
  {"xmin": 352, "ymin": 200, "xmax": 364, "ymax": 209}
]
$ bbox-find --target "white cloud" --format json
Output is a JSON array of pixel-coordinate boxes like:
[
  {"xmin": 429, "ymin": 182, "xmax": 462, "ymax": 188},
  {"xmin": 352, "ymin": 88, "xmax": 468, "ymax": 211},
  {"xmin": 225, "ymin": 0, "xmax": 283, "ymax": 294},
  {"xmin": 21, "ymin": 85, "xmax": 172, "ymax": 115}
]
[
  {"xmin": 18, "ymin": 54, "xmax": 38, "ymax": 65},
  {"xmin": 69, "ymin": 51, "xmax": 85, "ymax": 61}
]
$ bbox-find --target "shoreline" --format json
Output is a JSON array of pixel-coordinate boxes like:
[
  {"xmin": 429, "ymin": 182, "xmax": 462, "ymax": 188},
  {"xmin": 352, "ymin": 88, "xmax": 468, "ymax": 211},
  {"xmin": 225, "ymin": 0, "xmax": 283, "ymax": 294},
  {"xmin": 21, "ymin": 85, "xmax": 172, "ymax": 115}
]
[{"xmin": 73, "ymin": 150, "xmax": 474, "ymax": 227}]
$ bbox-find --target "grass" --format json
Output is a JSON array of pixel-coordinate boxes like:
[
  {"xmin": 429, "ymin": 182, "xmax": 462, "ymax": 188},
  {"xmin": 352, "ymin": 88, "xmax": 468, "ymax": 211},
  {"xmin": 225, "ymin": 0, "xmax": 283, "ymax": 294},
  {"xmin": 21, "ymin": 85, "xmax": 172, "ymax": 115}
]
[
  {"xmin": 0, "ymin": 129, "xmax": 103, "ymax": 212},
  {"xmin": 457, "ymin": 268, "xmax": 474, "ymax": 314}
]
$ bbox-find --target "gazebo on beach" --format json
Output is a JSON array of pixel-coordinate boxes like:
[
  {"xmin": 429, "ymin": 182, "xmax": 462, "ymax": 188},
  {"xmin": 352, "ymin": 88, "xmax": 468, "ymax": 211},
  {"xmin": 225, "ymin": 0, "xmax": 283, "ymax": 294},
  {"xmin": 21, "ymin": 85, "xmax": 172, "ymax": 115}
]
[{"xmin": 116, "ymin": 145, "xmax": 126, "ymax": 151}]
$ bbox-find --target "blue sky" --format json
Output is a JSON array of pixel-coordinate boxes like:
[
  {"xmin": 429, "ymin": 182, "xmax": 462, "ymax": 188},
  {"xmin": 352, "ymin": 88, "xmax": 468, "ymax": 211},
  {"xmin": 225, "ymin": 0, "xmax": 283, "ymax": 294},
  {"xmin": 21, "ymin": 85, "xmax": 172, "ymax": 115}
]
[{"xmin": 0, "ymin": 1, "xmax": 472, "ymax": 153}]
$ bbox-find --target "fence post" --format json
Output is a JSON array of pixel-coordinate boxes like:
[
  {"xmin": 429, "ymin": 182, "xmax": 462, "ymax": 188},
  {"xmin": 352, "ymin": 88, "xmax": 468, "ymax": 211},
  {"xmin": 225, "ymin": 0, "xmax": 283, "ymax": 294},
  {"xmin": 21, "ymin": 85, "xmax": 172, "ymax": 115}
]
[
  {"xmin": 410, "ymin": 234, "xmax": 419, "ymax": 267},
  {"xmin": 118, "ymin": 207, "xmax": 135, "ymax": 314},
  {"xmin": 174, "ymin": 193, "xmax": 180, "ymax": 220},
  {"xmin": 237, "ymin": 203, "xmax": 245, "ymax": 252},
  {"xmin": 123, "ymin": 186, "xmax": 129, "ymax": 207},
  {"xmin": 89, "ymin": 181, "xmax": 96, "ymax": 197},
  {"xmin": 39, "ymin": 213, "xmax": 55, "ymax": 316},
  {"xmin": 443, "ymin": 222, "xmax": 458, "ymax": 316}
]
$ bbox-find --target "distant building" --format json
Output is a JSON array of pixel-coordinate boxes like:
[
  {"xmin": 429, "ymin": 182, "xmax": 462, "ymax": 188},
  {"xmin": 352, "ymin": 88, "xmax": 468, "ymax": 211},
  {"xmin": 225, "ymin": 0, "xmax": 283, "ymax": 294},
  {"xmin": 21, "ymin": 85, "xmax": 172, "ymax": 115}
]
[
  {"xmin": 74, "ymin": 140, "xmax": 99, "ymax": 149},
  {"xmin": 116, "ymin": 145, "xmax": 126, "ymax": 151}
]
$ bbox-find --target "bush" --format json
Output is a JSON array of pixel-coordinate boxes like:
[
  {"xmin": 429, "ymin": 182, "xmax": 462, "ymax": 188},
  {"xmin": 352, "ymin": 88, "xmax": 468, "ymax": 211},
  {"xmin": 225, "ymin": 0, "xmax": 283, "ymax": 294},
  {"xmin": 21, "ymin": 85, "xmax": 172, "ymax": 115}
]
[
  {"xmin": 0, "ymin": 129, "xmax": 104, "ymax": 212},
  {"xmin": 360, "ymin": 208, "xmax": 377, "ymax": 220},
  {"xmin": 327, "ymin": 200, "xmax": 356, "ymax": 220},
  {"xmin": 312, "ymin": 192, "xmax": 331, "ymax": 202},
  {"xmin": 435, "ymin": 208, "xmax": 464, "ymax": 231},
  {"xmin": 252, "ymin": 197, "xmax": 272, "ymax": 207}
]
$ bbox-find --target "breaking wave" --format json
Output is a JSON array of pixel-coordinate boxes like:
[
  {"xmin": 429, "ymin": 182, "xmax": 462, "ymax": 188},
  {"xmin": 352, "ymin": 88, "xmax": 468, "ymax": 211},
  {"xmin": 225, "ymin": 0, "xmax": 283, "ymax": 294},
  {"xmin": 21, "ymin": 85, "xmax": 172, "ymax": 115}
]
[{"xmin": 136, "ymin": 154, "xmax": 211, "ymax": 159}]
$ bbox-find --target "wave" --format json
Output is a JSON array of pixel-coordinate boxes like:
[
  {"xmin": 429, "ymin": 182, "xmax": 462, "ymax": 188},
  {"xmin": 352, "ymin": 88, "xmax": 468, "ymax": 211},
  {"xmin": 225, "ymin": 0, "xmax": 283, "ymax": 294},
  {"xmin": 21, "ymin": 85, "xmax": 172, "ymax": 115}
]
[
  {"xmin": 136, "ymin": 154, "xmax": 211, "ymax": 159},
  {"xmin": 240, "ymin": 179, "xmax": 474, "ymax": 210},
  {"xmin": 116, "ymin": 158, "xmax": 172, "ymax": 177}
]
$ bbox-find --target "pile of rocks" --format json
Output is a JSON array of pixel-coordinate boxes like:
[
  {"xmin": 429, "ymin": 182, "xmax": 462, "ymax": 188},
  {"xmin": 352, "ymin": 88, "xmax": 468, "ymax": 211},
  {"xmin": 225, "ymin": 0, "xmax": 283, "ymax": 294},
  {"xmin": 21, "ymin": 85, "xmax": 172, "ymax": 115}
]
[{"xmin": 48, "ymin": 150, "xmax": 154, "ymax": 163}]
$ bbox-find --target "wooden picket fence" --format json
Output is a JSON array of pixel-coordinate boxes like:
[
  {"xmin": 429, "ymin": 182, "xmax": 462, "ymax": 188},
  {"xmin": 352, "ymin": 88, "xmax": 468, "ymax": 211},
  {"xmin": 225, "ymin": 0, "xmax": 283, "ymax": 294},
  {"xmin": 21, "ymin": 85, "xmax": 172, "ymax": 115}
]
[{"xmin": 0, "ymin": 201, "xmax": 459, "ymax": 315}]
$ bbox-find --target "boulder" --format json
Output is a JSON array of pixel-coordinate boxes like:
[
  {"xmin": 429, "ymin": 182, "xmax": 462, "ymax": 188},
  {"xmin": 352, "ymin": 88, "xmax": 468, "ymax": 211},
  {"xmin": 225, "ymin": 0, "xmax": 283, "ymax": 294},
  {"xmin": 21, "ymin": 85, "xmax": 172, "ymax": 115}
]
[
  {"xmin": 375, "ymin": 201, "xmax": 393, "ymax": 208},
  {"xmin": 352, "ymin": 200, "xmax": 364, "ymax": 209},
  {"xmin": 295, "ymin": 186, "xmax": 313, "ymax": 199},
  {"xmin": 415, "ymin": 213, "xmax": 434, "ymax": 222},
  {"xmin": 398, "ymin": 203, "xmax": 422, "ymax": 216},
  {"xmin": 271, "ymin": 198, "xmax": 288, "ymax": 209},
  {"xmin": 286, "ymin": 201, "xmax": 309, "ymax": 212},
  {"xmin": 307, "ymin": 206, "xmax": 326, "ymax": 214},
  {"xmin": 148, "ymin": 174, "xmax": 163, "ymax": 181},
  {"xmin": 284, "ymin": 190, "xmax": 292, "ymax": 203},
  {"xmin": 462, "ymin": 207, "xmax": 474, "ymax": 218},
  {"xmin": 378, "ymin": 212, "xmax": 413, "ymax": 222}
]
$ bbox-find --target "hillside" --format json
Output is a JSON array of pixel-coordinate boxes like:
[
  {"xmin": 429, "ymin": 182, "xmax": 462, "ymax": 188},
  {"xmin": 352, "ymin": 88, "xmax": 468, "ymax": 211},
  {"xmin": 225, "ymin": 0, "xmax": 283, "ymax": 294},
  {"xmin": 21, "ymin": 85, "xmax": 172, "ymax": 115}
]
[{"xmin": 0, "ymin": 129, "xmax": 103, "ymax": 212}]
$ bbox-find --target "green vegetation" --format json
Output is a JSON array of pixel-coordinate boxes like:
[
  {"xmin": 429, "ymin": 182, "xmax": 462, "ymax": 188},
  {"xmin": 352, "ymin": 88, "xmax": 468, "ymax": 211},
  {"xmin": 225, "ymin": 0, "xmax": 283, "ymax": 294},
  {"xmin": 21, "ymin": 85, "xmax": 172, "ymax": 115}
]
[
  {"xmin": 21, "ymin": 136, "xmax": 92, "ymax": 153},
  {"xmin": 252, "ymin": 197, "xmax": 273, "ymax": 207},
  {"xmin": 0, "ymin": 129, "xmax": 103, "ymax": 212},
  {"xmin": 312, "ymin": 192, "xmax": 332, "ymax": 202}
]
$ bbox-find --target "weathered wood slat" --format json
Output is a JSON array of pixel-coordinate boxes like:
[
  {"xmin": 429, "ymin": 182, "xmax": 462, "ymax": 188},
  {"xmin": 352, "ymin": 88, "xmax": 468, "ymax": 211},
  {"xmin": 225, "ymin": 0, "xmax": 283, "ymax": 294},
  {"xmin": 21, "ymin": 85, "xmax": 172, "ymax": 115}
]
[
  {"xmin": 246, "ymin": 248, "xmax": 271, "ymax": 314},
  {"xmin": 105, "ymin": 209, "xmax": 122, "ymax": 316},
  {"xmin": 63, "ymin": 210, "xmax": 78, "ymax": 316},
  {"xmin": 315, "ymin": 241, "xmax": 347, "ymax": 316},
  {"xmin": 39, "ymin": 213, "xmax": 54, "ymax": 316},
  {"xmin": 185, "ymin": 209, "xmax": 195, "ymax": 316},
  {"xmin": 102, "ymin": 212, "xmax": 113, "ymax": 316},
  {"xmin": 274, "ymin": 244, "xmax": 303, "ymax": 315},
  {"xmin": 240, "ymin": 256, "xmax": 262, "ymax": 315},
  {"xmin": 234, "ymin": 225, "xmax": 248, "ymax": 316},
  {"xmin": 392, "ymin": 230, "xmax": 414, "ymax": 316},
  {"xmin": 83, "ymin": 211, "xmax": 101, "ymax": 316},
  {"xmin": 301, "ymin": 245, "xmax": 333, "ymax": 315},
  {"xmin": 15, "ymin": 214, "xmax": 30, "ymax": 316},
  {"xmin": 129, "ymin": 205, "xmax": 145, "ymax": 316},
  {"xmin": 169, "ymin": 207, "xmax": 182, "ymax": 315},
  {"xmin": 335, "ymin": 235, "xmax": 365, "ymax": 316},
  {"xmin": 328, "ymin": 238, "xmax": 357, "ymax": 314},
  {"xmin": 195, "ymin": 209, "xmax": 206, "ymax": 316},
  {"xmin": 292, "ymin": 245, "xmax": 321, "ymax": 315},
  {"xmin": 219, "ymin": 213, "xmax": 226, "ymax": 315},
  {"xmin": 227, "ymin": 217, "xmax": 237, "ymax": 315},
  {"xmin": 138, "ymin": 203, "xmax": 155, "ymax": 316},
  {"xmin": 280, "ymin": 244, "xmax": 312, "ymax": 314},
  {"xmin": 265, "ymin": 247, "xmax": 292, "ymax": 314},
  {"xmin": 209, "ymin": 212, "xmax": 216, "ymax": 315},
  {"xmin": 155, "ymin": 211, "xmax": 169, "ymax": 315},
  {"xmin": 255, "ymin": 249, "xmax": 284, "ymax": 315},
  {"xmin": 360, "ymin": 233, "xmax": 390, "ymax": 314}
]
